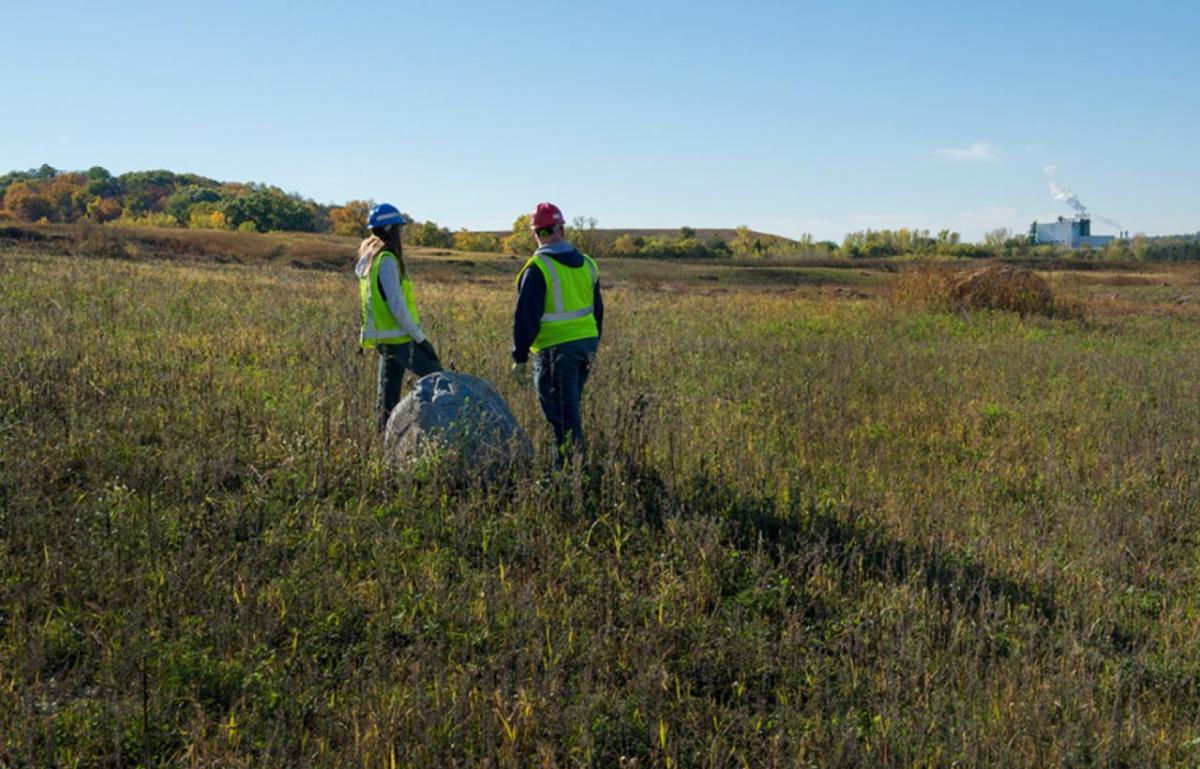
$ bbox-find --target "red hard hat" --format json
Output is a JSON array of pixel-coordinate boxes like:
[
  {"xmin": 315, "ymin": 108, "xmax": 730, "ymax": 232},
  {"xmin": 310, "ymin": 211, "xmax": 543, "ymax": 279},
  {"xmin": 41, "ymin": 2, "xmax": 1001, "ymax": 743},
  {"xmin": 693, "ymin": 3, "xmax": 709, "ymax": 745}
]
[{"xmin": 530, "ymin": 202, "xmax": 565, "ymax": 230}]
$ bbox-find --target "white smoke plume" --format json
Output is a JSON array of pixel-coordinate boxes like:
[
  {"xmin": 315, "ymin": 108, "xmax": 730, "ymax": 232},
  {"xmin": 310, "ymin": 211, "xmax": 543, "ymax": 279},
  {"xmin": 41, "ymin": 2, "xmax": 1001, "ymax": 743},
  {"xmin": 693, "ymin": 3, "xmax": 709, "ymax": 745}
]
[
  {"xmin": 1043, "ymin": 165, "xmax": 1088, "ymax": 215},
  {"xmin": 1042, "ymin": 166, "xmax": 1123, "ymax": 229}
]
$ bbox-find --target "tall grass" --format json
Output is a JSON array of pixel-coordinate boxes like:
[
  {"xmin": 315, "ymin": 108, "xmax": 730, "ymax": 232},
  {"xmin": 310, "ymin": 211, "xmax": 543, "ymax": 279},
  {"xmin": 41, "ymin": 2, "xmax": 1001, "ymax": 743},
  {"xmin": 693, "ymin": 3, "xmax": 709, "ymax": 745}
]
[{"xmin": 3, "ymin": 249, "xmax": 1200, "ymax": 766}]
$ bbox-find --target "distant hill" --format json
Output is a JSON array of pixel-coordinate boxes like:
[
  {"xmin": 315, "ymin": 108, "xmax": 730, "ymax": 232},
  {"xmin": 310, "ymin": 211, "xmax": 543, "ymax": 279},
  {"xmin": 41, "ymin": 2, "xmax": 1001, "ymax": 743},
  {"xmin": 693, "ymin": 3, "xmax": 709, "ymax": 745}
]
[{"xmin": 0, "ymin": 164, "xmax": 796, "ymax": 245}]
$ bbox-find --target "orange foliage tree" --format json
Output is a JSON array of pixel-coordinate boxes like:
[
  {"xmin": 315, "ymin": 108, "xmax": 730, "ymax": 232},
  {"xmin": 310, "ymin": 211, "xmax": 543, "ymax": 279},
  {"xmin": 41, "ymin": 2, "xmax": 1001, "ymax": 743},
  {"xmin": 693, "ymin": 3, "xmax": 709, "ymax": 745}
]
[
  {"xmin": 329, "ymin": 200, "xmax": 372, "ymax": 237},
  {"xmin": 2, "ymin": 173, "xmax": 90, "ymax": 222},
  {"xmin": 2, "ymin": 180, "xmax": 54, "ymax": 221}
]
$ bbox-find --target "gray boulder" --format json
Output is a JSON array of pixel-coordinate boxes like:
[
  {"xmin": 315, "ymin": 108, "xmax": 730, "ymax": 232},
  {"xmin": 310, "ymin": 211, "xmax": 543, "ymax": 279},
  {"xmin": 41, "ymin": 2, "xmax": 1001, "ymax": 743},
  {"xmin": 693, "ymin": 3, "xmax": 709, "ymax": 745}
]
[{"xmin": 384, "ymin": 371, "xmax": 532, "ymax": 474}]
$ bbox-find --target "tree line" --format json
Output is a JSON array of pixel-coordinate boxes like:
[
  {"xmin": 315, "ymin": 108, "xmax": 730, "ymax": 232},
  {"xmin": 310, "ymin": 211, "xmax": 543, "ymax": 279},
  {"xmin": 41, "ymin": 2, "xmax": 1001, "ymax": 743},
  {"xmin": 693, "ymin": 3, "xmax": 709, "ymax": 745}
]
[
  {"xmin": 3, "ymin": 165, "xmax": 1197, "ymax": 261},
  {"xmin": 0, "ymin": 165, "xmax": 818, "ymax": 258},
  {"xmin": 1, "ymin": 165, "xmax": 326, "ymax": 234}
]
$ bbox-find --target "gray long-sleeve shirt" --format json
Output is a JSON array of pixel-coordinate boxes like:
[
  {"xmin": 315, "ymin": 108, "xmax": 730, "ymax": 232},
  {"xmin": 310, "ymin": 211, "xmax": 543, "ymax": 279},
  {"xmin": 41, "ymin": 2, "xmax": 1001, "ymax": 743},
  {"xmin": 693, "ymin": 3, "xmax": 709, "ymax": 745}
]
[
  {"xmin": 355, "ymin": 238, "xmax": 427, "ymax": 344},
  {"xmin": 375, "ymin": 255, "xmax": 426, "ymax": 344}
]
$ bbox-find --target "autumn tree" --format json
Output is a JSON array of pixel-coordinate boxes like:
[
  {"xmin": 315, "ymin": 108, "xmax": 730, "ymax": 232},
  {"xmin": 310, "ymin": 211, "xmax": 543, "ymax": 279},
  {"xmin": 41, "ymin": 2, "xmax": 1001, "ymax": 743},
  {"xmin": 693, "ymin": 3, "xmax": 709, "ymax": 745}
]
[
  {"xmin": 166, "ymin": 186, "xmax": 224, "ymax": 224},
  {"xmin": 611, "ymin": 233, "xmax": 644, "ymax": 257},
  {"xmin": 567, "ymin": 215, "xmax": 612, "ymax": 258},
  {"xmin": 705, "ymin": 235, "xmax": 732, "ymax": 258},
  {"xmin": 1, "ymin": 173, "xmax": 89, "ymax": 222},
  {"xmin": 937, "ymin": 229, "xmax": 960, "ymax": 246},
  {"xmin": 1, "ymin": 180, "xmax": 54, "ymax": 221},
  {"xmin": 0, "ymin": 164, "xmax": 57, "ymax": 199},
  {"xmin": 731, "ymin": 226, "xmax": 766, "ymax": 258},
  {"xmin": 119, "ymin": 170, "xmax": 180, "ymax": 215},
  {"xmin": 187, "ymin": 204, "xmax": 227, "ymax": 229},
  {"xmin": 85, "ymin": 196, "xmax": 123, "ymax": 223},
  {"xmin": 453, "ymin": 229, "xmax": 501, "ymax": 252},
  {"xmin": 329, "ymin": 200, "xmax": 373, "ymax": 237},
  {"xmin": 405, "ymin": 220, "xmax": 454, "ymax": 248},
  {"xmin": 503, "ymin": 214, "xmax": 537, "ymax": 256}
]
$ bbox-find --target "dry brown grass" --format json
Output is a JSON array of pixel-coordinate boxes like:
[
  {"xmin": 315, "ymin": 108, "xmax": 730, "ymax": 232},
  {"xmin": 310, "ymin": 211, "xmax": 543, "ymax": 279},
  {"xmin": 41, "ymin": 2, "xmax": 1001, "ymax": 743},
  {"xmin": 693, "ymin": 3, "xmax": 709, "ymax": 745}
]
[
  {"xmin": 887, "ymin": 263, "xmax": 957, "ymax": 310},
  {"xmin": 1062, "ymin": 270, "xmax": 1200, "ymax": 288},
  {"xmin": 891, "ymin": 264, "xmax": 1086, "ymax": 319},
  {"xmin": 0, "ymin": 222, "xmax": 892, "ymax": 296}
]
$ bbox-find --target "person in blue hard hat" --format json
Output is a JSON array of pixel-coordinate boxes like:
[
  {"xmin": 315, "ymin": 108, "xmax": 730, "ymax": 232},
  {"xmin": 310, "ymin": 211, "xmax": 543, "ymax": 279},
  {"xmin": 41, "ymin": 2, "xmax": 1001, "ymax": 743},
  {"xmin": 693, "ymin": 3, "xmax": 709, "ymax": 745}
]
[{"xmin": 356, "ymin": 203, "xmax": 442, "ymax": 432}]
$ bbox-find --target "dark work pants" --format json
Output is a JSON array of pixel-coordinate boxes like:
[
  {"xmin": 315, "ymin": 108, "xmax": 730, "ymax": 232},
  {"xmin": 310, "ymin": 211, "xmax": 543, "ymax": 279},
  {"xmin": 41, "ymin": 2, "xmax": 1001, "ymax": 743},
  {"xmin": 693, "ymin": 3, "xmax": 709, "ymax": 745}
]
[
  {"xmin": 376, "ymin": 342, "xmax": 442, "ymax": 432},
  {"xmin": 532, "ymin": 337, "xmax": 599, "ymax": 462}
]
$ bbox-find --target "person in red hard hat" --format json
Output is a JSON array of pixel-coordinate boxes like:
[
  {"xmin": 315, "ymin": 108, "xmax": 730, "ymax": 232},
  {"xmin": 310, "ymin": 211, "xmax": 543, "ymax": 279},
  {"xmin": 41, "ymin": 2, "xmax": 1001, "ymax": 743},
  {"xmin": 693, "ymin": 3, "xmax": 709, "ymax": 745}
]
[{"xmin": 512, "ymin": 202, "xmax": 604, "ymax": 464}]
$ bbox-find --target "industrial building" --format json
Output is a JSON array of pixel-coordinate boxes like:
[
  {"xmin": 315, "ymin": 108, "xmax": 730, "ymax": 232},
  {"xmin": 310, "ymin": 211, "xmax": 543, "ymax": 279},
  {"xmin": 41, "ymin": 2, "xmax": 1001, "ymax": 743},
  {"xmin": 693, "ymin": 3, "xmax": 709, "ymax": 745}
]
[{"xmin": 1029, "ymin": 216, "xmax": 1119, "ymax": 249}]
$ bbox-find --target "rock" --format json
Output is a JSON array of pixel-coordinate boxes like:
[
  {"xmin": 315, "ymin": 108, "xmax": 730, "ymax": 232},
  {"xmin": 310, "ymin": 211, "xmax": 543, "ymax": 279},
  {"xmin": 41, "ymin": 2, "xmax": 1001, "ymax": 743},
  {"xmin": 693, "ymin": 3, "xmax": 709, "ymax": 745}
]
[{"xmin": 384, "ymin": 371, "xmax": 532, "ymax": 475}]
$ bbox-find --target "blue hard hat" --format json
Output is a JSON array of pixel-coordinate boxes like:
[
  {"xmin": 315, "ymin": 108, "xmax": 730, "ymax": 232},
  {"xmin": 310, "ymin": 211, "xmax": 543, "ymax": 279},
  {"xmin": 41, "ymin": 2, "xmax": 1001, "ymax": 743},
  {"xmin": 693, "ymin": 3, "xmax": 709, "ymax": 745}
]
[{"xmin": 367, "ymin": 203, "xmax": 409, "ymax": 228}]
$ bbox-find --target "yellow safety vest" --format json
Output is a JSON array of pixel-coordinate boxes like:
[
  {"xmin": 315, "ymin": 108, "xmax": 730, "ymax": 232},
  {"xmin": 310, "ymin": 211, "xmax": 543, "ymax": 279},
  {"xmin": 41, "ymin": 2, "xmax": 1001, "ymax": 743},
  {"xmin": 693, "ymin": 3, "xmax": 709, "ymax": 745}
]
[
  {"xmin": 360, "ymin": 251, "xmax": 421, "ymax": 348},
  {"xmin": 517, "ymin": 252, "xmax": 599, "ymax": 352}
]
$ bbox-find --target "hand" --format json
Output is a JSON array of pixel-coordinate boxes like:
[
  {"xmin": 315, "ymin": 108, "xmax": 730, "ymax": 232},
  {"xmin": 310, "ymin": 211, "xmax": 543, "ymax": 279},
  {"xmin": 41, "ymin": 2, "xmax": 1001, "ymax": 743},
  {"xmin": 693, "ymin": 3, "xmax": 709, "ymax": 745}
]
[
  {"xmin": 416, "ymin": 338, "xmax": 440, "ymax": 363},
  {"xmin": 511, "ymin": 361, "xmax": 527, "ymax": 386}
]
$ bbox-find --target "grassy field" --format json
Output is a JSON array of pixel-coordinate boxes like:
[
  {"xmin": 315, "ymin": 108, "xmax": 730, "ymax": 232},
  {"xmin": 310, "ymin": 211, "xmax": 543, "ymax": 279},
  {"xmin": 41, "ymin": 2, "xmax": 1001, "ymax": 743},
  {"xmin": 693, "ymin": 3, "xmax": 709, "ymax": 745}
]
[{"xmin": 4, "ymin": 237, "xmax": 1200, "ymax": 766}]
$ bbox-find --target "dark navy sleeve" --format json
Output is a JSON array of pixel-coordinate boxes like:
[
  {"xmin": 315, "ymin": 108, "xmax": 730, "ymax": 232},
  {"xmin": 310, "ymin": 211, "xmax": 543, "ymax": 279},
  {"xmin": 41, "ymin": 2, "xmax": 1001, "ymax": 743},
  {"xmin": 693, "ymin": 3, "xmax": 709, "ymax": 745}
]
[
  {"xmin": 593, "ymin": 280, "xmax": 603, "ymax": 340},
  {"xmin": 512, "ymin": 266, "xmax": 546, "ymax": 363}
]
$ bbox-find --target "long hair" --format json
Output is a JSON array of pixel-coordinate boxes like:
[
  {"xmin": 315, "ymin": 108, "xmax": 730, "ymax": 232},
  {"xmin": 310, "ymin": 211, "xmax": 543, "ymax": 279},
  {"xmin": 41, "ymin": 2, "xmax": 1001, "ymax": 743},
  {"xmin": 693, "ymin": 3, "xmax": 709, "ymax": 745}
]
[
  {"xmin": 374, "ymin": 225, "xmax": 407, "ymax": 278},
  {"xmin": 357, "ymin": 225, "xmax": 407, "ymax": 279}
]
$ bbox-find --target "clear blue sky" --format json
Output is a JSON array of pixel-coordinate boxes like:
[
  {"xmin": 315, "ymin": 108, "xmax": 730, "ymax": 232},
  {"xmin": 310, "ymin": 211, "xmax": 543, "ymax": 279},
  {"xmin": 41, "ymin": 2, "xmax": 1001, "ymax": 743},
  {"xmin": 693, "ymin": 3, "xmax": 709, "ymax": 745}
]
[{"xmin": 4, "ymin": 0, "xmax": 1197, "ymax": 241}]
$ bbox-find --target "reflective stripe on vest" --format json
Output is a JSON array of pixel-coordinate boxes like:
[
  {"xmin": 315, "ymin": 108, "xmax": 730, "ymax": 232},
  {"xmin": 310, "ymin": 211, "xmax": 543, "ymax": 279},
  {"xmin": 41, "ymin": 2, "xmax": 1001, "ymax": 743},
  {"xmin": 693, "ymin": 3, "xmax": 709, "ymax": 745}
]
[
  {"xmin": 518, "ymin": 251, "xmax": 599, "ymax": 352},
  {"xmin": 538, "ymin": 254, "xmax": 598, "ymax": 321}
]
